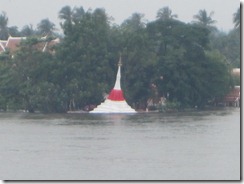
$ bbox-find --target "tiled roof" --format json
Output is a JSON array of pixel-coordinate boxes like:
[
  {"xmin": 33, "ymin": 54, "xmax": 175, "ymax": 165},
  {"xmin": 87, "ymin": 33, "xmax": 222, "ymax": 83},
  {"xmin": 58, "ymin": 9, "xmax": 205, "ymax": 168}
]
[
  {"xmin": 0, "ymin": 36, "xmax": 60, "ymax": 54},
  {"xmin": 42, "ymin": 37, "xmax": 60, "ymax": 52},
  {"xmin": 0, "ymin": 40, "xmax": 7, "ymax": 47},
  {"xmin": 34, "ymin": 37, "xmax": 60, "ymax": 52},
  {"xmin": 5, "ymin": 37, "xmax": 26, "ymax": 52},
  {"xmin": 0, "ymin": 40, "xmax": 7, "ymax": 53}
]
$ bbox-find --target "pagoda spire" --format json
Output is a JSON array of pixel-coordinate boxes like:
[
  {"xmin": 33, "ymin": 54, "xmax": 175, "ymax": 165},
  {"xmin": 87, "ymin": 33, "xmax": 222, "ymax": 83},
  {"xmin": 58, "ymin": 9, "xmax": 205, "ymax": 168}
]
[
  {"xmin": 114, "ymin": 56, "xmax": 122, "ymax": 90},
  {"xmin": 118, "ymin": 55, "xmax": 122, "ymax": 66},
  {"xmin": 106, "ymin": 56, "xmax": 125, "ymax": 101}
]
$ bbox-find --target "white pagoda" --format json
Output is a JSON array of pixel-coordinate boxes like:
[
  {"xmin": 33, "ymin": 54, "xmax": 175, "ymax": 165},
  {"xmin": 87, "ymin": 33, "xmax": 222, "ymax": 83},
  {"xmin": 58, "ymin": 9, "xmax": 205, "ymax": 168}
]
[{"xmin": 90, "ymin": 58, "xmax": 136, "ymax": 113}]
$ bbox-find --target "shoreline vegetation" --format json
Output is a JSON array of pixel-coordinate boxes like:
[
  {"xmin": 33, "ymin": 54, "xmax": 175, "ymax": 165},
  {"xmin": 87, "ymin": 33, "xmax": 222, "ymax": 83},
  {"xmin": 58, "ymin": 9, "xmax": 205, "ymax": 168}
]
[
  {"xmin": 0, "ymin": 105, "xmax": 239, "ymax": 114},
  {"xmin": 73, "ymin": 103, "xmax": 239, "ymax": 114},
  {"xmin": 0, "ymin": 6, "xmax": 240, "ymax": 113}
]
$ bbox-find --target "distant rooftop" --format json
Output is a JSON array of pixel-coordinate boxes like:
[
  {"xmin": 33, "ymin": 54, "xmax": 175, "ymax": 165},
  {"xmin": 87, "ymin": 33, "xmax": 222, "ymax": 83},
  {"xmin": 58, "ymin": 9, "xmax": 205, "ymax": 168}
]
[{"xmin": 0, "ymin": 36, "xmax": 60, "ymax": 54}]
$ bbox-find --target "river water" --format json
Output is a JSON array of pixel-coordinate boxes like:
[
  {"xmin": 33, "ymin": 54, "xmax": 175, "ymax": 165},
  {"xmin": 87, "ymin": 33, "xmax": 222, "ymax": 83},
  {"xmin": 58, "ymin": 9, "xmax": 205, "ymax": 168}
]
[{"xmin": 0, "ymin": 108, "xmax": 240, "ymax": 180}]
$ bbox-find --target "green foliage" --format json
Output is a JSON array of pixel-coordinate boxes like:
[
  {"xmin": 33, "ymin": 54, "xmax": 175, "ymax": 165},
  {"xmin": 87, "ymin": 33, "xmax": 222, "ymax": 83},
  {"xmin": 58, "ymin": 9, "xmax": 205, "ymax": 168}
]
[
  {"xmin": 165, "ymin": 100, "xmax": 181, "ymax": 110},
  {"xmin": 210, "ymin": 29, "xmax": 240, "ymax": 68},
  {"xmin": 233, "ymin": 7, "xmax": 240, "ymax": 29},
  {"xmin": 0, "ymin": 11, "xmax": 9, "ymax": 39},
  {"xmin": 156, "ymin": 7, "xmax": 178, "ymax": 20},
  {"xmin": 0, "ymin": 6, "xmax": 239, "ymax": 112},
  {"xmin": 37, "ymin": 19, "xmax": 56, "ymax": 36},
  {"xmin": 0, "ymin": 38, "xmax": 66, "ymax": 112},
  {"xmin": 120, "ymin": 13, "xmax": 156, "ymax": 109},
  {"xmin": 204, "ymin": 50, "xmax": 233, "ymax": 97},
  {"xmin": 193, "ymin": 9, "xmax": 217, "ymax": 32},
  {"xmin": 55, "ymin": 7, "xmax": 118, "ymax": 111}
]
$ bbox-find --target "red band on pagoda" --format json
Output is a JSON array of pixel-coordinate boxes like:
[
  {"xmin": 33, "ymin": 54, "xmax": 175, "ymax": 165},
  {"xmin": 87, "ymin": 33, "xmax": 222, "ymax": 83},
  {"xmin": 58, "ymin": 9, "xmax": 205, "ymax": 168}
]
[{"xmin": 107, "ymin": 89, "xmax": 125, "ymax": 101}]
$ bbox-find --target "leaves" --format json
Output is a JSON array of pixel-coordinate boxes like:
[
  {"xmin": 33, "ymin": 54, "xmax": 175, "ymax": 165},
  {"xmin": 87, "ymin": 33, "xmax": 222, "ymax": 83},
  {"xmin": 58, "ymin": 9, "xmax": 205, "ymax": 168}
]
[
  {"xmin": 233, "ymin": 7, "xmax": 240, "ymax": 29},
  {"xmin": 156, "ymin": 7, "xmax": 178, "ymax": 21},
  {"xmin": 0, "ymin": 11, "xmax": 9, "ymax": 39},
  {"xmin": 37, "ymin": 18, "xmax": 56, "ymax": 36},
  {"xmin": 0, "ymin": 6, "xmax": 238, "ymax": 112}
]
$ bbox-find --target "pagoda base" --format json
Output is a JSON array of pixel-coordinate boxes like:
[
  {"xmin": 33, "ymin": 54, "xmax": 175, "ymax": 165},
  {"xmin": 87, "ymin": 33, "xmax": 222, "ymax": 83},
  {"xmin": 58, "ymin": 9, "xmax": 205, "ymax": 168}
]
[{"xmin": 90, "ymin": 99, "xmax": 136, "ymax": 113}]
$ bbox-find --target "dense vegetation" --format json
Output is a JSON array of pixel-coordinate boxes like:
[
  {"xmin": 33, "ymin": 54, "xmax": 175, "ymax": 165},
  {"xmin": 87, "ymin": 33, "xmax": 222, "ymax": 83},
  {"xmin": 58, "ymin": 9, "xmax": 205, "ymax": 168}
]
[{"xmin": 0, "ymin": 6, "xmax": 240, "ymax": 112}]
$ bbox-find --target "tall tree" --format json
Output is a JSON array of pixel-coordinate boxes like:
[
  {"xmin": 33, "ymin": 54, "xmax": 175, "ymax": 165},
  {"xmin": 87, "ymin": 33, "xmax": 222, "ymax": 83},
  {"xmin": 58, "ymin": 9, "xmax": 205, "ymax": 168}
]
[
  {"xmin": 211, "ymin": 30, "xmax": 240, "ymax": 68},
  {"xmin": 120, "ymin": 13, "xmax": 156, "ymax": 109},
  {"xmin": 8, "ymin": 38, "xmax": 64, "ymax": 112},
  {"xmin": 72, "ymin": 6, "xmax": 85, "ymax": 24},
  {"xmin": 59, "ymin": 6, "xmax": 73, "ymax": 35},
  {"xmin": 8, "ymin": 26, "xmax": 20, "ymax": 37},
  {"xmin": 37, "ymin": 18, "xmax": 56, "ymax": 36},
  {"xmin": 21, "ymin": 24, "xmax": 35, "ymax": 36},
  {"xmin": 59, "ymin": 5, "xmax": 73, "ymax": 23},
  {"xmin": 156, "ymin": 7, "xmax": 178, "ymax": 21},
  {"xmin": 193, "ymin": 9, "xmax": 217, "ymax": 31},
  {"xmin": 0, "ymin": 12, "xmax": 9, "ymax": 40},
  {"xmin": 233, "ymin": 7, "xmax": 240, "ymax": 29},
  {"xmin": 57, "ymin": 7, "xmax": 115, "ymax": 110},
  {"xmin": 121, "ymin": 13, "xmax": 146, "ymax": 32},
  {"xmin": 147, "ymin": 19, "xmax": 231, "ymax": 108}
]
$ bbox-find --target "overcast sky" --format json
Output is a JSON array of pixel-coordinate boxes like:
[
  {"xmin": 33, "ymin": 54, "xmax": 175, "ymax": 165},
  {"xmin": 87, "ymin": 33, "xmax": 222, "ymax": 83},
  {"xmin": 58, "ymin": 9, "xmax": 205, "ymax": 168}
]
[{"xmin": 0, "ymin": 0, "xmax": 240, "ymax": 32}]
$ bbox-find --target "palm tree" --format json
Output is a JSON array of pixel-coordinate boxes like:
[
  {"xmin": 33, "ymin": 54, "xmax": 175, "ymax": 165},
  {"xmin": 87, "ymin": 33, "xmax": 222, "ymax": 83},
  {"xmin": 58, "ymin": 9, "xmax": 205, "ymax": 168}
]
[
  {"xmin": 8, "ymin": 26, "xmax": 20, "ymax": 37},
  {"xmin": 156, "ymin": 7, "xmax": 178, "ymax": 21},
  {"xmin": 72, "ymin": 7, "xmax": 85, "ymax": 24},
  {"xmin": 59, "ymin": 6, "xmax": 74, "ymax": 34},
  {"xmin": 37, "ymin": 18, "xmax": 56, "ymax": 36},
  {"xmin": 193, "ymin": 9, "xmax": 217, "ymax": 29},
  {"xmin": 59, "ymin": 6, "xmax": 73, "ymax": 23},
  {"xmin": 122, "ymin": 13, "xmax": 146, "ymax": 32},
  {"xmin": 233, "ymin": 7, "xmax": 240, "ymax": 29},
  {"xmin": 0, "ymin": 12, "xmax": 9, "ymax": 40},
  {"xmin": 21, "ymin": 24, "xmax": 35, "ymax": 36}
]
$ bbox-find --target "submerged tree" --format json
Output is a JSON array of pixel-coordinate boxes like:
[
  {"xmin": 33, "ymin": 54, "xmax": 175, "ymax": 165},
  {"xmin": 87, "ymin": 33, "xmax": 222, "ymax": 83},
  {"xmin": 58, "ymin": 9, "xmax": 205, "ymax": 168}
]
[
  {"xmin": 147, "ymin": 19, "xmax": 232, "ymax": 108},
  {"xmin": 56, "ymin": 7, "xmax": 116, "ymax": 110},
  {"xmin": 7, "ymin": 38, "xmax": 65, "ymax": 112},
  {"xmin": 120, "ymin": 13, "xmax": 156, "ymax": 109}
]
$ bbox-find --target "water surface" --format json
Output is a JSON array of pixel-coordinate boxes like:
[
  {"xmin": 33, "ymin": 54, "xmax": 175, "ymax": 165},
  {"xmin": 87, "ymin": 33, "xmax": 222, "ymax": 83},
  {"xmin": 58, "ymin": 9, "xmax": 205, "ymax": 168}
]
[{"xmin": 0, "ymin": 109, "xmax": 240, "ymax": 180}]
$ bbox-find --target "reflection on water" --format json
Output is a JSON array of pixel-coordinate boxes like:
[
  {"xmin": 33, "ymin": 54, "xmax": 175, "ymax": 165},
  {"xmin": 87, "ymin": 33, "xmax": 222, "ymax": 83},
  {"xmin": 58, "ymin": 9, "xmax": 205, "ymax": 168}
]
[{"xmin": 0, "ymin": 108, "xmax": 240, "ymax": 180}]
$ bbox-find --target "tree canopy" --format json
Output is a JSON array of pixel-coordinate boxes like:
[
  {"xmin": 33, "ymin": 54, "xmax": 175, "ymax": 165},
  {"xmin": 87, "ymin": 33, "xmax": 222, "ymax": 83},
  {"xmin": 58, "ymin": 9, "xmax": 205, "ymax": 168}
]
[
  {"xmin": 233, "ymin": 7, "xmax": 240, "ymax": 29},
  {"xmin": 156, "ymin": 7, "xmax": 178, "ymax": 21},
  {"xmin": 0, "ymin": 12, "xmax": 9, "ymax": 39},
  {"xmin": 0, "ymin": 6, "xmax": 239, "ymax": 112}
]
